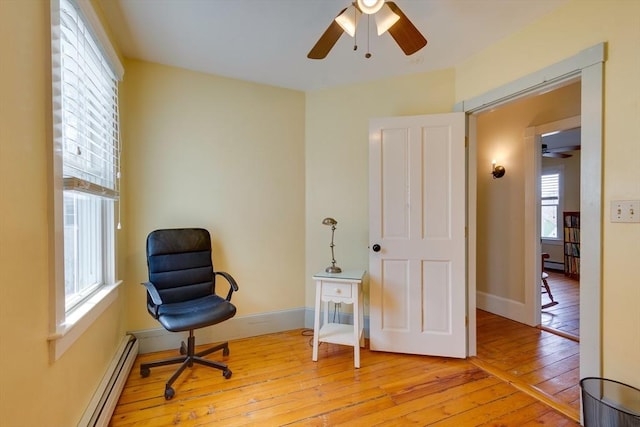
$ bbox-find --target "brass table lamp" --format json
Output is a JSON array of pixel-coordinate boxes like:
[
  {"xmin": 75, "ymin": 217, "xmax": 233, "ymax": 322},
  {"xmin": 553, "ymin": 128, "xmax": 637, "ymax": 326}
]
[{"xmin": 322, "ymin": 217, "xmax": 342, "ymax": 273}]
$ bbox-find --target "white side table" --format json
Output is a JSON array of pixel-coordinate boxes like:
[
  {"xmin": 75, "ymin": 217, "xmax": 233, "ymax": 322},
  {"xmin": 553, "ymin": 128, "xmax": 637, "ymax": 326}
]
[{"xmin": 312, "ymin": 269, "xmax": 366, "ymax": 368}]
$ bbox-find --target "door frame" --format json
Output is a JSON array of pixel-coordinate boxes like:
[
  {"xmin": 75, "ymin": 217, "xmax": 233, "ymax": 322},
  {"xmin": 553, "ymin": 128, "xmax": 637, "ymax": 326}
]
[
  {"xmin": 524, "ymin": 114, "xmax": 581, "ymax": 327},
  {"xmin": 456, "ymin": 42, "xmax": 604, "ymax": 378}
]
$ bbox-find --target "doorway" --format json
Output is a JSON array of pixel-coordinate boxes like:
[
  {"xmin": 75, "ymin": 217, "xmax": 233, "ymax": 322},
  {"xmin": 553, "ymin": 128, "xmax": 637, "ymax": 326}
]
[
  {"xmin": 460, "ymin": 43, "xmax": 604, "ymax": 381},
  {"xmin": 535, "ymin": 119, "xmax": 582, "ymax": 341},
  {"xmin": 471, "ymin": 84, "xmax": 582, "ymax": 416}
]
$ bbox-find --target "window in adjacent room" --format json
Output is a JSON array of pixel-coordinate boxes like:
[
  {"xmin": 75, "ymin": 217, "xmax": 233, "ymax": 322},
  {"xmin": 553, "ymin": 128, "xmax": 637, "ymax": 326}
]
[
  {"xmin": 50, "ymin": 0, "xmax": 124, "ymax": 358},
  {"xmin": 540, "ymin": 168, "xmax": 563, "ymax": 240}
]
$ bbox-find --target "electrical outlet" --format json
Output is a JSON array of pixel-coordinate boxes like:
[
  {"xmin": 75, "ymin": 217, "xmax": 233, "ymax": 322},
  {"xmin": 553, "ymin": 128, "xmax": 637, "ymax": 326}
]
[{"xmin": 611, "ymin": 200, "xmax": 640, "ymax": 223}]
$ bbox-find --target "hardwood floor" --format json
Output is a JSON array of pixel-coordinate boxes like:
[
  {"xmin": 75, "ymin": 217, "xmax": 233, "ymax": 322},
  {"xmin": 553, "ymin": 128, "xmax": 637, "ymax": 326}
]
[
  {"xmin": 475, "ymin": 309, "xmax": 580, "ymax": 421},
  {"xmin": 540, "ymin": 270, "xmax": 580, "ymax": 339},
  {"xmin": 112, "ymin": 326, "xmax": 579, "ymax": 426}
]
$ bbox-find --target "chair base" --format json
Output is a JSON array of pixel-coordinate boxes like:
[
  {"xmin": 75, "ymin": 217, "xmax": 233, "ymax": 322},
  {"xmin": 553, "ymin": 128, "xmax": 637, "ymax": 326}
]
[
  {"xmin": 541, "ymin": 277, "xmax": 559, "ymax": 310},
  {"xmin": 140, "ymin": 330, "xmax": 232, "ymax": 400}
]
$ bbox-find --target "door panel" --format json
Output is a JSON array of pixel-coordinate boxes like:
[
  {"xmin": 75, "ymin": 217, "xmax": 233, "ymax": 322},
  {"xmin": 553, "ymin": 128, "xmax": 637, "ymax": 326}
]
[{"xmin": 369, "ymin": 113, "xmax": 466, "ymax": 358}]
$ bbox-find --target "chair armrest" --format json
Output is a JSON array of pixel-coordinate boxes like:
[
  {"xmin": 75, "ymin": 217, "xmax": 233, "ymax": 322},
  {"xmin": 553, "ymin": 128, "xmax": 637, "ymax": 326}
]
[
  {"xmin": 214, "ymin": 271, "xmax": 239, "ymax": 301},
  {"xmin": 141, "ymin": 281, "xmax": 163, "ymax": 306}
]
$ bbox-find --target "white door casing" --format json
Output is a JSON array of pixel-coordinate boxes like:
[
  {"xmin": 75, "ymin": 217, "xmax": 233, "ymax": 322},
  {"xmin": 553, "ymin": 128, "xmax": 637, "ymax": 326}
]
[{"xmin": 369, "ymin": 113, "xmax": 466, "ymax": 358}]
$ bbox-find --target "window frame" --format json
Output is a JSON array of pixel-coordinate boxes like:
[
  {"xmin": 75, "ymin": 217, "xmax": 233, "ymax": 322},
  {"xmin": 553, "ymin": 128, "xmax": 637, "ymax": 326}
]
[
  {"xmin": 540, "ymin": 165, "xmax": 564, "ymax": 243},
  {"xmin": 49, "ymin": 0, "xmax": 124, "ymax": 360}
]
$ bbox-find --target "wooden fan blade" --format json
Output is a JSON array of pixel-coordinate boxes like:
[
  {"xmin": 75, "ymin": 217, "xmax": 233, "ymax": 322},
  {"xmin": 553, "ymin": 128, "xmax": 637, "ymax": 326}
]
[
  {"xmin": 307, "ymin": 8, "xmax": 347, "ymax": 59},
  {"xmin": 543, "ymin": 152, "xmax": 572, "ymax": 158},
  {"xmin": 546, "ymin": 145, "xmax": 581, "ymax": 153},
  {"xmin": 385, "ymin": 2, "xmax": 427, "ymax": 55}
]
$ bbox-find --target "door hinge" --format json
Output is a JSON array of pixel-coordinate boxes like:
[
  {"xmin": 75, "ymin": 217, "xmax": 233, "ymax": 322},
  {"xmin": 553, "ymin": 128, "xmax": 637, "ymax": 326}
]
[
  {"xmin": 465, "ymin": 136, "xmax": 469, "ymax": 148},
  {"xmin": 465, "ymin": 315, "xmax": 469, "ymax": 326},
  {"xmin": 465, "ymin": 226, "xmax": 468, "ymax": 238}
]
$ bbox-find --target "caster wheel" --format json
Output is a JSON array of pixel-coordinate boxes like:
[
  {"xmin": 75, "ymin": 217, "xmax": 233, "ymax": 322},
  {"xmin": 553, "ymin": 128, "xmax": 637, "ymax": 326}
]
[
  {"xmin": 140, "ymin": 367, "xmax": 150, "ymax": 378},
  {"xmin": 179, "ymin": 342, "xmax": 187, "ymax": 355},
  {"xmin": 164, "ymin": 386, "xmax": 175, "ymax": 400},
  {"xmin": 223, "ymin": 369, "xmax": 232, "ymax": 379},
  {"xmin": 223, "ymin": 347, "xmax": 230, "ymax": 357}
]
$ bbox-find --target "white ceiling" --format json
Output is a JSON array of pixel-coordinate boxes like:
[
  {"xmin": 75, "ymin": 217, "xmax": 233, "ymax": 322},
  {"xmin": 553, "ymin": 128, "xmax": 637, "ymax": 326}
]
[{"xmin": 98, "ymin": 0, "xmax": 568, "ymax": 92}]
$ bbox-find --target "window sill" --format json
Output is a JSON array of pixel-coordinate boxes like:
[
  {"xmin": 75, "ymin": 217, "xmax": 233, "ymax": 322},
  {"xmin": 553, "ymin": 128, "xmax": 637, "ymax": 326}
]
[
  {"xmin": 48, "ymin": 279, "xmax": 123, "ymax": 361},
  {"xmin": 542, "ymin": 238, "xmax": 563, "ymax": 246}
]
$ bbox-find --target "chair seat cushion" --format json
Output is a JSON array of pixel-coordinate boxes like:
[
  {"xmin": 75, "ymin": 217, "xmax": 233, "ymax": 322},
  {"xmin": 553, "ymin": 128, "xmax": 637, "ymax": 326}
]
[{"xmin": 157, "ymin": 294, "xmax": 237, "ymax": 332}]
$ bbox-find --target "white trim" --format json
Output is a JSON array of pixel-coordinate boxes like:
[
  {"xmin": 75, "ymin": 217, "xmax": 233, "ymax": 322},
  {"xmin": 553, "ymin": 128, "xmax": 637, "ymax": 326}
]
[
  {"xmin": 460, "ymin": 42, "xmax": 604, "ymax": 380},
  {"xmin": 524, "ymin": 126, "xmax": 540, "ymax": 326},
  {"xmin": 477, "ymin": 291, "xmax": 528, "ymax": 324},
  {"xmin": 49, "ymin": 0, "xmax": 123, "ymax": 362},
  {"xmin": 525, "ymin": 116, "xmax": 579, "ymax": 327},
  {"xmin": 466, "ymin": 114, "xmax": 478, "ymax": 356},
  {"xmin": 578, "ymin": 61, "xmax": 603, "ymax": 378},
  {"xmin": 133, "ymin": 308, "xmax": 306, "ymax": 354},
  {"xmin": 48, "ymin": 280, "xmax": 123, "ymax": 361},
  {"xmin": 455, "ymin": 43, "xmax": 603, "ymax": 113}
]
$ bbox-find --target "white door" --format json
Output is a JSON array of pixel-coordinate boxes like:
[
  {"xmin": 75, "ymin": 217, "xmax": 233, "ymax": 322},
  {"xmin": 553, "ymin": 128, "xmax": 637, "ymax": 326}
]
[{"xmin": 369, "ymin": 113, "xmax": 466, "ymax": 358}]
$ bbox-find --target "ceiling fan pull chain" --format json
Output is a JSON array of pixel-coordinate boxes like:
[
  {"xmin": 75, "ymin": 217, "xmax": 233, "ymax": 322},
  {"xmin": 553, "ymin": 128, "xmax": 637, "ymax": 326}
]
[
  {"xmin": 353, "ymin": 3, "xmax": 358, "ymax": 51},
  {"xmin": 365, "ymin": 14, "xmax": 372, "ymax": 58}
]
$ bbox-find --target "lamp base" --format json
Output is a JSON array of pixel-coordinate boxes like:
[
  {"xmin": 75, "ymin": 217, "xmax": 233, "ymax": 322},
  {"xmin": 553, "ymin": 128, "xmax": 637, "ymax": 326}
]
[{"xmin": 325, "ymin": 265, "xmax": 342, "ymax": 274}]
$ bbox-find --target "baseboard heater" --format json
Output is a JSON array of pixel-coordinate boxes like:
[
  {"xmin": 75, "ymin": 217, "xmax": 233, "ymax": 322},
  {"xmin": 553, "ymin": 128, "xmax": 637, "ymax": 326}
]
[
  {"xmin": 545, "ymin": 260, "xmax": 564, "ymax": 271},
  {"xmin": 78, "ymin": 335, "xmax": 138, "ymax": 427}
]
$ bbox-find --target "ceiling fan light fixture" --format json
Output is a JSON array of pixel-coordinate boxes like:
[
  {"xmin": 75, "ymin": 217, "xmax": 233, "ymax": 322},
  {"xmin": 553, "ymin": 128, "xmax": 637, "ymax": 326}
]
[
  {"xmin": 335, "ymin": 5, "xmax": 361, "ymax": 37},
  {"xmin": 357, "ymin": 0, "xmax": 385, "ymax": 15},
  {"xmin": 375, "ymin": 3, "xmax": 400, "ymax": 35}
]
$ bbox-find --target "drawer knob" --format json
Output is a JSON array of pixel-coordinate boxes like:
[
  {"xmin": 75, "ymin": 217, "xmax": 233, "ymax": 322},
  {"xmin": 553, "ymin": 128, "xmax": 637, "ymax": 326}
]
[{"xmin": 335, "ymin": 288, "xmax": 341, "ymax": 294}]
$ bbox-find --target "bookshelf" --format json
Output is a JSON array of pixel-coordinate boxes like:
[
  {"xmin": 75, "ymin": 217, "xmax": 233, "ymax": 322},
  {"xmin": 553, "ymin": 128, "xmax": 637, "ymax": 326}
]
[{"xmin": 563, "ymin": 211, "xmax": 580, "ymax": 279}]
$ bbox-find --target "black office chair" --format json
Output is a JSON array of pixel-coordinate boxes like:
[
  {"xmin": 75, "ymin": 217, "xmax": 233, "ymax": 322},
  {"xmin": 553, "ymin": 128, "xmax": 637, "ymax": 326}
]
[{"xmin": 140, "ymin": 228, "xmax": 239, "ymax": 400}]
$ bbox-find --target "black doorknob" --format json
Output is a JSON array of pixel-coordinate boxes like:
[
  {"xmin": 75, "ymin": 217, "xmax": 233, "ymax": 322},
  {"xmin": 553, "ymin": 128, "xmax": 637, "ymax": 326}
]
[{"xmin": 372, "ymin": 244, "xmax": 381, "ymax": 252}]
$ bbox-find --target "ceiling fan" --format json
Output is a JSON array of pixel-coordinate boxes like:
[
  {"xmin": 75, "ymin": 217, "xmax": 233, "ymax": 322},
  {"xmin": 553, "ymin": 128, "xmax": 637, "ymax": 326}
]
[
  {"xmin": 542, "ymin": 144, "xmax": 581, "ymax": 158},
  {"xmin": 307, "ymin": 0, "xmax": 427, "ymax": 60}
]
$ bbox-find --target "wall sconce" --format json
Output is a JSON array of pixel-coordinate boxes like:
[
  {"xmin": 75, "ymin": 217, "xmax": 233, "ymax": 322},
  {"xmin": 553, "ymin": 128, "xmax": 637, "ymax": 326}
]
[
  {"xmin": 322, "ymin": 217, "xmax": 342, "ymax": 273},
  {"xmin": 491, "ymin": 160, "xmax": 506, "ymax": 179}
]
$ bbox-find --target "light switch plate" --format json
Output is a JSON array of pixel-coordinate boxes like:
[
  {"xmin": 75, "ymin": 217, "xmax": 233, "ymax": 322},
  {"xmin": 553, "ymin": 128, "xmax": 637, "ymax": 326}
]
[{"xmin": 610, "ymin": 200, "xmax": 640, "ymax": 223}]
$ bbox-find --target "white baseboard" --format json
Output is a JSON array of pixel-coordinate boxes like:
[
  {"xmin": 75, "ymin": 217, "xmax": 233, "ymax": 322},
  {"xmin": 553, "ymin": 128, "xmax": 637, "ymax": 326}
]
[
  {"xmin": 477, "ymin": 291, "xmax": 528, "ymax": 324},
  {"xmin": 132, "ymin": 308, "xmax": 305, "ymax": 354}
]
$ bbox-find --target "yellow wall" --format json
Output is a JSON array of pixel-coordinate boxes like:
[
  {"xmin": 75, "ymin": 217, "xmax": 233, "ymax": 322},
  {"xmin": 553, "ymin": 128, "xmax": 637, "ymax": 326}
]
[
  {"xmin": 2, "ymin": 1, "xmax": 639, "ymax": 425},
  {"xmin": 119, "ymin": 59, "xmax": 306, "ymax": 330},
  {"xmin": 455, "ymin": 0, "xmax": 640, "ymax": 387},
  {"xmin": 475, "ymin": 83, "xmax": 580, "ymax": 301},
  {"xmin": 0, "ymin": 1, "xmax": 127, "ymax": 425},
  {"xmin": 305, "ymin": 70, "xmax": 455, "ymax": 311}
]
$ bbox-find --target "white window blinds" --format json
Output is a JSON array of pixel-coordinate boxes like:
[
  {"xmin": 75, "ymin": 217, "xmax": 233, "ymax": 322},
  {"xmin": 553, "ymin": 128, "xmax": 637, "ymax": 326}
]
[
  {"xmin": 541, "ymin": 173, "xmax": 559, "ymax": 202},
  {"xmin": 55, "ymin": 0, "xmax": 120, "ymax": 199},
  {"xmin": 541, "ymin": 172, "xmax": 561, "ymax": 239}
]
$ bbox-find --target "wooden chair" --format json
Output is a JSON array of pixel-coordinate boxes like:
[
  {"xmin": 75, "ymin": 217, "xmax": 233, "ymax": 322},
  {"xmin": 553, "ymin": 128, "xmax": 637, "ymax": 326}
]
[{"xmin": 541, "ymin": 252, "xmax": 559, "ymax": 309}]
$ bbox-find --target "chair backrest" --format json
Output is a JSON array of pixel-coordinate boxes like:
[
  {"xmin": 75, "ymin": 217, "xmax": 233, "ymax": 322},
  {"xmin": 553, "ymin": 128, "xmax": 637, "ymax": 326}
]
[{"xmin": 146, "ymin": 228, "xmax": 216, "ymax": 304}]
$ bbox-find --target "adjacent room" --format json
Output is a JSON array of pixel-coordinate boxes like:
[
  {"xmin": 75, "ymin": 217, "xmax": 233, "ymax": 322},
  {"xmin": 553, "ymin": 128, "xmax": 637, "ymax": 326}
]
[{"xmin": 2, "ymin": 0, "xmax": 639, "ymax": 426}]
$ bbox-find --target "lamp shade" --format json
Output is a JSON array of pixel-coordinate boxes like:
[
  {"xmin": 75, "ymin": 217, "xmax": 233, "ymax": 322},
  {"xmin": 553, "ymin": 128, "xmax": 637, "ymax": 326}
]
[
  {"xmin": 357, "ymin": 0, "xmax": 385, "ymax": 15},
  {"xmin": 322, "ymin": 217, "xmax": 337, "ymax": 226},
  {"xmin": 335, "ymin": 5, "xmax": 361, "ymax": 37},
  {"xmin": 375, "ymin": 3, "xmax": 400, "ymax": 35}
]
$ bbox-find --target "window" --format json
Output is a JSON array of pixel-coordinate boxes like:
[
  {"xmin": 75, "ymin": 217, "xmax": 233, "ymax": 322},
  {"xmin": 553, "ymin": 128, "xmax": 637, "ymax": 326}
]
[
  {"xmin": 541, "ymin": 169, "xmax": 562, "ymax": 240},
  {"xmin": 50, "ymin": 0, "xmax": 123, "ymax": 358}
]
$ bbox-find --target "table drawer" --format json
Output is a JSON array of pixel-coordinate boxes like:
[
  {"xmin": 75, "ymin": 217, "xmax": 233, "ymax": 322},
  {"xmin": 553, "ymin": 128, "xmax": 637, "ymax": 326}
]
[{"xmin": 322, "ymin": 283, "xmax": 352, "ymax": 299}]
